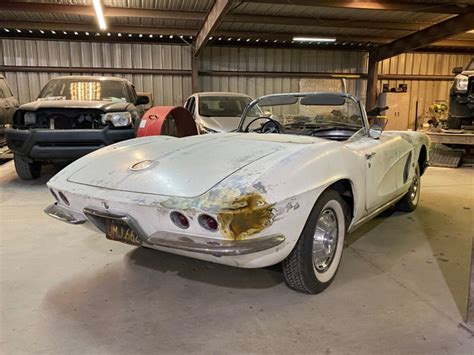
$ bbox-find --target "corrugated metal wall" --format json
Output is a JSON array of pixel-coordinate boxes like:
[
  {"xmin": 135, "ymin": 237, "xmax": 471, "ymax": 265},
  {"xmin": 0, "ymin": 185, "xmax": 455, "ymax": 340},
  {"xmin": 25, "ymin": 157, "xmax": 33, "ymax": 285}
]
[
  {"xmin": 1, "ymin": 38, "xmax": 472, "ymax": 127},
  {"xmin": 378, "ymin": 52, "xmax": 472, "ymax": 128},
  {"xmin": 199, "ymin": 46, "xmax": 367, "ymax": 100},
  {"xmin": 0, "ymin": 39, "xmax": 192, "ymax": 105}
]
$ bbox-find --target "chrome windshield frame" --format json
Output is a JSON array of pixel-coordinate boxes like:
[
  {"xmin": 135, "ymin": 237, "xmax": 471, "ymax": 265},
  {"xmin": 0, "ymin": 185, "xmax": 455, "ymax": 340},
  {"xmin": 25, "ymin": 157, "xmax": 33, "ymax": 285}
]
[{"xmin": 237, "ymin": 92, "xmax": 370, "ymax": 136}]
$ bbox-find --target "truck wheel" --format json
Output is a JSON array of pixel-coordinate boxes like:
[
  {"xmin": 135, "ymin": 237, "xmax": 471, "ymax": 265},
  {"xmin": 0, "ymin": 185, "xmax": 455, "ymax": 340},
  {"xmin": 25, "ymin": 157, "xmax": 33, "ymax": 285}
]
[
  {"xmin": 282, "ymin": 190, "xmax": 347, "ymax": 294},
  {"xmin": 14, "ymin": 154, "xmax": 42, "ymax": 180},
  {"xmin": 447, "ymin": 116, "xmax": 461, "ymax": 129},
  {"xmin": 396, "ymin": 164, "xmax": 420, "ymax": 212}
]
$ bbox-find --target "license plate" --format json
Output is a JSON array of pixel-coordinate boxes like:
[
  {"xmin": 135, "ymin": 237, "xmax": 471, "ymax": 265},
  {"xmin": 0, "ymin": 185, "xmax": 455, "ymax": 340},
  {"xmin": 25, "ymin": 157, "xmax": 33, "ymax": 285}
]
[{"xmin": 105, "ymin": 219, "xmax": 142, "ymax": 246}]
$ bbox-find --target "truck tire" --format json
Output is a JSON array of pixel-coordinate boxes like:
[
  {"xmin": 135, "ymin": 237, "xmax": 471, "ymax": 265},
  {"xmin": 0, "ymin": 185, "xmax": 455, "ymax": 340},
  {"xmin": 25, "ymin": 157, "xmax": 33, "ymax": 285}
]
[
  {"xmin": 282, "ymin": 189, "xmax": 347, "ymax": 294},
  {"xmin": 14, "ymin": 154, "xmax": 42, "ymax": 180}
]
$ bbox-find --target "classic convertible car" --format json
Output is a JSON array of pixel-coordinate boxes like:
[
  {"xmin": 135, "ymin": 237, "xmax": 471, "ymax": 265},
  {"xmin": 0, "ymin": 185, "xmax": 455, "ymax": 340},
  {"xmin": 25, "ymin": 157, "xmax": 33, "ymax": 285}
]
[{"xmin": 45, "ymin": 92, "xmax": 429, "ymax": 294}]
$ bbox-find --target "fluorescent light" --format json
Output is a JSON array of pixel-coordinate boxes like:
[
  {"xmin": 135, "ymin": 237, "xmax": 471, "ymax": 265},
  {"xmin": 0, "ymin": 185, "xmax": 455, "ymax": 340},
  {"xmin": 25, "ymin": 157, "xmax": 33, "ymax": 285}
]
[
  {"xmin": 293, "ymin": 36, "xmax": 336, "ymax": 42},
  {"xmin": 93, "ymin": 0, "xmax": 107, "ymax": 30}
]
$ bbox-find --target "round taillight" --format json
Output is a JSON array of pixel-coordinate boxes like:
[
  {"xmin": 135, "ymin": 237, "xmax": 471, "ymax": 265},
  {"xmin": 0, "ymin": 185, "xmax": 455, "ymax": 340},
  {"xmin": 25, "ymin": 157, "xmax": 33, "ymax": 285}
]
[
  {"xmin": 50, "ymin": 189, "xmax": 59, "ymax": 202},
  {"xmin": 198, "ymin": 214, "xmax": 218, "ymax": 231},
  {"xmin": 170, "ymin": 211, "xmax": 189, "ymax": 229},
  {"xmin": 58, "ymin": 191, "xmax": 70, "ymax": 206}
]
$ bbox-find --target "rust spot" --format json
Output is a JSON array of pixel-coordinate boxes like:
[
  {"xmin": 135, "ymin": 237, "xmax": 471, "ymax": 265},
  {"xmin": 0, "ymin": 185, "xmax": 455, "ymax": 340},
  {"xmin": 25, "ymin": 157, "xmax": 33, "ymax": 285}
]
[{"xmin": 217, "ymin": 192, "xmax": 274, "ymax": 240}]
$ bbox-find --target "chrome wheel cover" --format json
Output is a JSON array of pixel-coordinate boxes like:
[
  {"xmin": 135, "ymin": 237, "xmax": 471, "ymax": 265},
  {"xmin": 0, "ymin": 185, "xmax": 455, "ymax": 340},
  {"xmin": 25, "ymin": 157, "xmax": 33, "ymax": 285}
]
[
  {"xmin": 410, "ymin": 168, "xmax": 420, "ymax": 202},
  {"xmin": 312, "ymin": 208, "xmax": 339, "ymax": 272}
]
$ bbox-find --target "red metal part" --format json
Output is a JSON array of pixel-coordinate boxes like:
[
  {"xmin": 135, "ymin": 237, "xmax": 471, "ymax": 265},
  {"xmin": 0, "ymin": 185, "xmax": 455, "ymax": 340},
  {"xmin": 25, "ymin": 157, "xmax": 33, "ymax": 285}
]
[{"xmin": 137, "ymin": 106, "xmax": 198, "ymax": 138}]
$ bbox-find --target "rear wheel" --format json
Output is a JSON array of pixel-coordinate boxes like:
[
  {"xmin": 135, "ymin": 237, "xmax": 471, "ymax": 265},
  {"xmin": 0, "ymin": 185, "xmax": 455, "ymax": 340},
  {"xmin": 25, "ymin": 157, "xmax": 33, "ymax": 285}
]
[
  {"xmin": 282, "ymin": 190, "xmax": 347, "ymax": 294},
  {"xmin": 396, "ymin": 164, "xmax": 420, "ymax": 212},
  {"xmin": 14, "ymin": 154, "xmax": 42, "ymax": 180}
]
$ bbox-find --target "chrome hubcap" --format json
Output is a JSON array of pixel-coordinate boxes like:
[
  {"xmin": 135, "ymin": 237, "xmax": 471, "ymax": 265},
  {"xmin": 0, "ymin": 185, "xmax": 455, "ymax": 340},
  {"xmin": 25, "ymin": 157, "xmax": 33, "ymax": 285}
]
[
  {"xmin": 312, "ymin": 209, "xmax": 338, "ymax": 272},
  {"xmin": 410, "ymin": 170, "xmax": 419, "ymax": 201}
]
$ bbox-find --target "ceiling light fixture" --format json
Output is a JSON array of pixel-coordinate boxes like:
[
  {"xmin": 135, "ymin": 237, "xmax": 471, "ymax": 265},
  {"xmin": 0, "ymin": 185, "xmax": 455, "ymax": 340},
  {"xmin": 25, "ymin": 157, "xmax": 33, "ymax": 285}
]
[
  {"xmin": 85, "ymin": 32, "xmax": 90, "ymax": 36},
  {"xmin": 74, "ymin": 31, "xmax": 78, "ymax": 35},
  {"xmin": 16, "ymin": 29, "xmax": 21, "ymax": 33},
  {"xmin": 51, "ymin": 30, "xmax": 56, "ymax": 34},
  {"xmin": 4, "ymin": 28, "xmax": 10, "ymax": 32},
  {"xmin": 40, "ymin": 30, "xmax": 45, "ymax": 34},
  {"xmin": 118, "ymin": 33, "xmax": 122, "ymax": 37},
  {"xmin": 28, "ymin": 30, "xmax": 33, "ymax": 33},
  {"xmin": 63, "ymin": 31, "xmax": 67, "ymax": 34},
  {"xmin": 293, "ymin": 36, "xmax": 336, "ymax": 42},
  {"xmin": 107, "ymin": 32, "xmax": 111, "ymax": 36},
  {"xmin": 92, "ymin": 0, "xmax": 107, "ymax": 30},
  {"xmin": 149, "ymin": 34, "xmax": 153, "ymax": 38},
  {"xmin": 139, "ymin": 34, "xmax": 143, "ymax": 37}
]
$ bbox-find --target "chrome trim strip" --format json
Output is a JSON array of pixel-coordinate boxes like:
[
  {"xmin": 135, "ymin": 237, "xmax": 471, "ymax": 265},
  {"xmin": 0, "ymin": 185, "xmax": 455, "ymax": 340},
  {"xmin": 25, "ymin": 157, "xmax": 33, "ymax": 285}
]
[
  {"xmin": 146, "ymin": 232, "xmax": 286, "ymax": 257},
  {"xmin": 44, "ymin": 203, "xmax": 87, "ymax": 225},
  {"xmin": 348, "ymin": 193, "xmax": 406, "ymax": 233},
  {"xmin": 82, "ymin": 207, "xmax": 285, "ymax": 256}
]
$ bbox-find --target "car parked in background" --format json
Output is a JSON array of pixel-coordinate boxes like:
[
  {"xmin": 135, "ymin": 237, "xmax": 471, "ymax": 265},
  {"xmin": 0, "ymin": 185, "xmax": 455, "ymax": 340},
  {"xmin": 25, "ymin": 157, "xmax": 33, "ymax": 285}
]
[
  {"xmin": 448, "ymin": 57, "xmax": 474, "ymax": 129},
  {"xmin": 0, "ymin": 75, "xmax": 19, "ymax": 146},
  {"xmin": 183, "ymin": 92, "xmax": 261, "ymax": 133},
  {"xmin": 6, "ymin": 75, "xmax": 149, "ymax": 179}
]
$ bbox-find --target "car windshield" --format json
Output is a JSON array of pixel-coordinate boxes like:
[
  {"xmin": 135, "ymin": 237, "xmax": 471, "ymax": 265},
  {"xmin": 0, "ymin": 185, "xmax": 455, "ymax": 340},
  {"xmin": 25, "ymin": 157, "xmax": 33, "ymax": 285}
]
[
  {"xmin": 199, "ymin": 96, "xmax": 261, "ymax": 117},
  {"xmin": 239, "ymin": 93, "xmax": 364, "ymax": 137},
  {"xmin": 38, "ymin": 78, "xmax": 131, "ymax": 102}
]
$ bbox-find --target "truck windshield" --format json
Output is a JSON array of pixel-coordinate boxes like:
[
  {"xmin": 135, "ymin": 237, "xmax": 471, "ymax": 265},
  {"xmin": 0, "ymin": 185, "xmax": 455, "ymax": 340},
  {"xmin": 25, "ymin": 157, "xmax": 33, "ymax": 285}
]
[{"xmin": 38, "ymin": 79, "xmax": 131, "ymax": 102}]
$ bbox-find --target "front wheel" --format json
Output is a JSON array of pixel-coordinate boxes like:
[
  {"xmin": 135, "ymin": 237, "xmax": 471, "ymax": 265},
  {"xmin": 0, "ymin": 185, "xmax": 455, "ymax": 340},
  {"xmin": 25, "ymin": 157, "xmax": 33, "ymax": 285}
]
[
  {"xmin": 14, "ymin": 154, "xmax": 42, "ymax": 180},
  {"xmin": 282, "ymin": 190, "xmax": 347, "ymax": 294},
  {"xmin": 396, "ymin": 164, "xmax": 420, "ymax": 212}
]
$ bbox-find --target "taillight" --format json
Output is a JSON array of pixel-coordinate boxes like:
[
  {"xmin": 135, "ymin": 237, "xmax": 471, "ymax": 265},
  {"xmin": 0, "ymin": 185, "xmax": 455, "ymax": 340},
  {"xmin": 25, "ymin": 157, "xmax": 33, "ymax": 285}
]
[
  {"xmin": 198, "ymin": 214, "xmax": 218, "ymax": 231},
  {"xmin": 170, "ymin": 211, "xmax": 189, "ymax": 229}
]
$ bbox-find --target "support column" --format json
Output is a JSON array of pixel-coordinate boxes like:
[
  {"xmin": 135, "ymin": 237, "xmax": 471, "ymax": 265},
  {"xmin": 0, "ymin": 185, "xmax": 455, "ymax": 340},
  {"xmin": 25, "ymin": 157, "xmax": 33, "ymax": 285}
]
[
  {"xmin": 192, "ymin": 54, "xmax": 199, "ymax": 93},
  {"xmin": 366, "ymin": 55, "xmax": 379, "ymax": 110}
]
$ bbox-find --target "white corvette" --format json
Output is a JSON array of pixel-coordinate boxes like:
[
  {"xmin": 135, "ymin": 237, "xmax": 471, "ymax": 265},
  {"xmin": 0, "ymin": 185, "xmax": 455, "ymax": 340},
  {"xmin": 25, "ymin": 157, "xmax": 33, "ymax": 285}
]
[{"xmin": 45, "ymin": 92, "xmax": 429, "ymax": 294}]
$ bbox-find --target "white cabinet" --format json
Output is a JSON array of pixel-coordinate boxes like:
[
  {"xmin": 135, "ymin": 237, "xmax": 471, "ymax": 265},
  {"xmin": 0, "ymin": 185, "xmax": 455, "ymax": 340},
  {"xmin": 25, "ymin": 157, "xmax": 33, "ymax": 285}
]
[{"xmin": 377, "ymin": 92, "xmax": 411, "ymax": 131}]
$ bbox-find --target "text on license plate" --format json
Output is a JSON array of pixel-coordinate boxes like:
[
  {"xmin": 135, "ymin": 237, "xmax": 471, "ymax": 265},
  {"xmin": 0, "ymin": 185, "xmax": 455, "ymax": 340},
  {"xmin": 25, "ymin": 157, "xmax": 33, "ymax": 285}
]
[{"xmin": 105, "ymin": 220, "xmax": 142, "ymax": 246}]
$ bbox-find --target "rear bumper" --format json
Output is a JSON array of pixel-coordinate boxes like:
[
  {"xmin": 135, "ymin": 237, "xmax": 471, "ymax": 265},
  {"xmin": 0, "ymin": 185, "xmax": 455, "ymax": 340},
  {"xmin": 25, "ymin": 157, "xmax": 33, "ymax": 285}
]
[
  {"xmin": 45, "ymin": 203, "xmax": 285, "ymax": 257},
  {"xmin": 6, "ymin": 127, "xmax": 135, "ymax": 161}
]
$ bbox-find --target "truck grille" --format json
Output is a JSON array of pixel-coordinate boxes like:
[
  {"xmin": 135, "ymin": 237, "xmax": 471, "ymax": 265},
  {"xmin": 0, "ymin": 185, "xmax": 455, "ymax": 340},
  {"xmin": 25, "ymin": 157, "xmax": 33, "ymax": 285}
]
[{"xmin": 35, "ymin": 109, "xmax": 105, "ymax": 129}]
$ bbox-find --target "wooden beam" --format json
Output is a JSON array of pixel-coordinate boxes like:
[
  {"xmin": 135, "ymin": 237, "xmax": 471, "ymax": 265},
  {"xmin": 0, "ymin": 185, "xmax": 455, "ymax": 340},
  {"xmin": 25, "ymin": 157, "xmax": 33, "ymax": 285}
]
[
  {"xmin": 194, "ymin": 0, "xmax": 235, "ymax": 57},
  {"xmin": 0, "ymin": 2, "xmax": 204, "ymax": 21},
  {"xmin": 372, "ymin": 10, "xmax": 474, "ymax": 61},
  {"xmin": 2, "ymin": 20, "xmax": 473, "ymax": 49},
  {"xmin": 366, "ymin": 55, "xmax": 378, "ymax": 110},
  {"xmin": 0, "ymin": 20, "xmax": 197, "ymax": 36},
  {"xmin": 226, "ymin": 14, "xmax": 425, "ymax": 32},
  {"xmin": 191, "ymin": 56, "xmax": 199, "ymax": 93},
  {"xmin": 0, "ymin": 2, "xmax": 429, "ymax": 32},
  {"xmin": 245, "ymin": 0, "xmax": 470, "ymax": 14}
]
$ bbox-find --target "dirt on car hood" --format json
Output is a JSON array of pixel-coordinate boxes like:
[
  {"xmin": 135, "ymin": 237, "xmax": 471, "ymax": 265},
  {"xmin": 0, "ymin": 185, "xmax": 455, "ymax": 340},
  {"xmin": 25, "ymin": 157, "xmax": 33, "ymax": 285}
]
[{"xmin": 67, "ymin": 134, "xmax": 309, "ymax": 197}]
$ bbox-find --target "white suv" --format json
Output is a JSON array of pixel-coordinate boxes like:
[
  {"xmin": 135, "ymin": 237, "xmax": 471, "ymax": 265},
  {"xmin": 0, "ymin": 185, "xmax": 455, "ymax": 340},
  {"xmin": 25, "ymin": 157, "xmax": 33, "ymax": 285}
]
[{"xmin": 183, "ymin": 92, "xmax": 260, "ymax": 133}]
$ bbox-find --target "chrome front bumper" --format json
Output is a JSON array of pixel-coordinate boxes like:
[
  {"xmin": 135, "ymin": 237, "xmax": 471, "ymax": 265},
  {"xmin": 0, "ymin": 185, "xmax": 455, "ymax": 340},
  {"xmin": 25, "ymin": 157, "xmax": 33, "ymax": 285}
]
[{"xmin": 44, "ymin": 203, "xmax": 285, "ymax": 257}]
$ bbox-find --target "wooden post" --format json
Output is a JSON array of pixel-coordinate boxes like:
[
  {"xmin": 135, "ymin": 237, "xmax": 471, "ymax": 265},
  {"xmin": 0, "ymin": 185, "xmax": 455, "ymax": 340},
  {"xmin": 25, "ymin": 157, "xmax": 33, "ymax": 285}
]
[
  {"xmin": 191, "ymin": 54, "xmax": 199, "ymax": 93},
  {"xmin": 366, "ymin": 55, "xmax": 379, "ymax": 110}
]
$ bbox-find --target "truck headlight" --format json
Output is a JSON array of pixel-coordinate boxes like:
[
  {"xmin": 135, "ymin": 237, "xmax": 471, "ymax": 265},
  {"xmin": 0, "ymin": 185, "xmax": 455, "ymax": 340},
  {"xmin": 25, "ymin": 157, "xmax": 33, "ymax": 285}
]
[
  {"xmin": 455, "ymin": 76, "xmax": 468, "ymax": 92},
  {"xmin": 103, "ymin": 112, "xmax": 132, "ymax": 127},
  {"xmin": 24, "ymin": 112, "xmax": 36, "ymax": 125}
]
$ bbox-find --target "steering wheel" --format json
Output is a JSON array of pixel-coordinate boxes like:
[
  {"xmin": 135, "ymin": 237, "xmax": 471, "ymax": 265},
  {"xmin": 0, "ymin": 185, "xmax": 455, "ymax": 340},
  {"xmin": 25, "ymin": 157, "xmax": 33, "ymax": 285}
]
[{"xmin": 243, "ymin": 116, "xmax": 283, "ymax": 133}]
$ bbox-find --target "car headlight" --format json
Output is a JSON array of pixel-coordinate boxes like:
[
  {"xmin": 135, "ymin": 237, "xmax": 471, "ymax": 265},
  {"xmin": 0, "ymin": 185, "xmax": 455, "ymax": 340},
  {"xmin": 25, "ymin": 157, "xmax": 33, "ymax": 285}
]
[
  {"xmin": 455, "ymin": 76, "xmax": 468, "ymax": 92},
  {"xmin": 103, "ymin": 112, "xmax": 132, "ymax": 127},
  {"xmin": 24, "ymin": 112, "xmax": 36, "ymax": 125}
]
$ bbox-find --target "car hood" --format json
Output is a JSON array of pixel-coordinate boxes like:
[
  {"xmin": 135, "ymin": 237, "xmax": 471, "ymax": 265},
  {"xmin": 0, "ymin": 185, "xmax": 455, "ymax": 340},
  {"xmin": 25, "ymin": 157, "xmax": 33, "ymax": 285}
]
[
  {"xmin": 200, "ymin": 116, "xmax": 241, "ymax": 132},
  {"xmin": 19, "ymin": 100, "xmax": 133, "ymax": 112},
  {"xmin": 66, "ymin": 134, "xmax": 316, "ymax": 197}
]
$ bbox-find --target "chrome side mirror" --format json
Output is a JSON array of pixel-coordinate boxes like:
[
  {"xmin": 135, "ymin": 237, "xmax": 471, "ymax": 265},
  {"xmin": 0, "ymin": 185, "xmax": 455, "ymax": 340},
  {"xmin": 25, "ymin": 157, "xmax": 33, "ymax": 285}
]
[{"xmin": 369, "ymin": 126, "xmax": 383, "ymax": 139}]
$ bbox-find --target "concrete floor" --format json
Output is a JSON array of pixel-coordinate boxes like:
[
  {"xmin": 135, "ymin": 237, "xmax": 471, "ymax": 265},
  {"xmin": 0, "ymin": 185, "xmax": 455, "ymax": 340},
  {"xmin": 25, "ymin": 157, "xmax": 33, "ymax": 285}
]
[{"xmin": 1, "ymin": 161, "xmax": 473, "ymax": 354}]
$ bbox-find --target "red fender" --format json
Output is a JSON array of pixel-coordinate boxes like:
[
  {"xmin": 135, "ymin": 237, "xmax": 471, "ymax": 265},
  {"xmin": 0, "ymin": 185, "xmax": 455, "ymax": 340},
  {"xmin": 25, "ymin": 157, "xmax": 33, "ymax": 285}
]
[{"xmin": 137, "ymin": 106, "xmax": 198, "ymax": 137}]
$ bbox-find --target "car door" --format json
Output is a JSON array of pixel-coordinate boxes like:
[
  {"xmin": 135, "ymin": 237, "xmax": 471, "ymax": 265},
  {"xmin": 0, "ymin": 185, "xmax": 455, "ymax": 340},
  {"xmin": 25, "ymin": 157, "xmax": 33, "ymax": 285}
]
[
  {"xmin": 0, "ymin": 77, "xmax": 19, "ymax": 127},
  {"xmin": 346, "ymin": 133, "xmax": 406, "ymax": 212}
]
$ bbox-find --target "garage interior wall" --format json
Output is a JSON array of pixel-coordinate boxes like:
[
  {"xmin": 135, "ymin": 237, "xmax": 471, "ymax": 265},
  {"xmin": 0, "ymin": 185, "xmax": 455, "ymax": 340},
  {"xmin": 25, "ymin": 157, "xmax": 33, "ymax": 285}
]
[{"xmin": 1, "ymin": 38, "xmax": 472, "ymax": 126}]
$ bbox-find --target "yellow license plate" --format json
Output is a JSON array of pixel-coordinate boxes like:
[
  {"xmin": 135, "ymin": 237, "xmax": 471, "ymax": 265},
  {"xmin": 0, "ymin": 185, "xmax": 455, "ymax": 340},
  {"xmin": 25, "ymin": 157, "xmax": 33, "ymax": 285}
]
[{"xmin": 105, "ymin": 220, "xmax": 142, "ymax": 246}]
